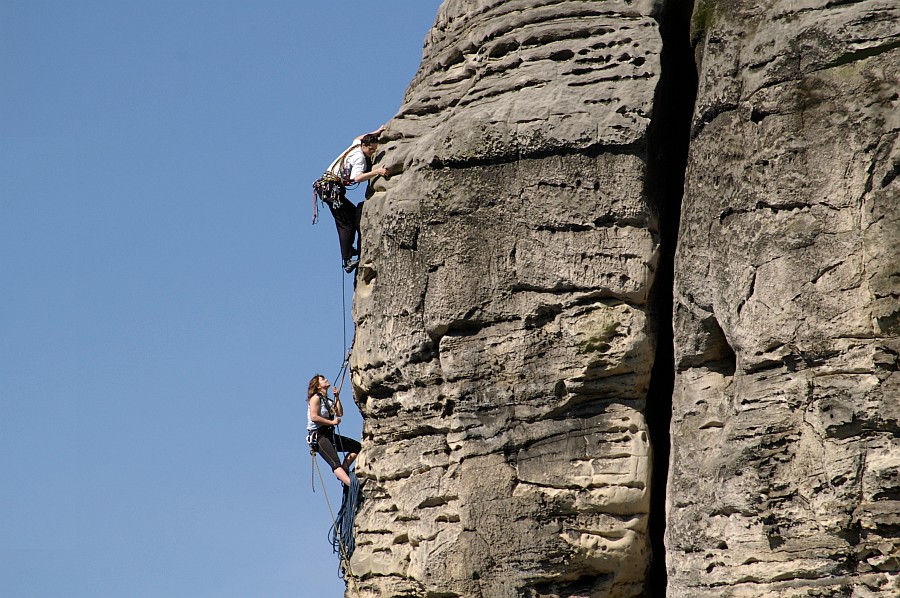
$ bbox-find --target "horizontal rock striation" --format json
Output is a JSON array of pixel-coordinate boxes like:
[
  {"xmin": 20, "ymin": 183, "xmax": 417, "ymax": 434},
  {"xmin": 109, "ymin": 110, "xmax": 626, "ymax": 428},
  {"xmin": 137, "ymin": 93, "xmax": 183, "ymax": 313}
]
[
  {"xmin": 669, "ymin": 0, "xmax": 900, "ymax": 596},
  {"xmin": 349, "ymin": 1, "xmax": 666, "ymax": 596}
]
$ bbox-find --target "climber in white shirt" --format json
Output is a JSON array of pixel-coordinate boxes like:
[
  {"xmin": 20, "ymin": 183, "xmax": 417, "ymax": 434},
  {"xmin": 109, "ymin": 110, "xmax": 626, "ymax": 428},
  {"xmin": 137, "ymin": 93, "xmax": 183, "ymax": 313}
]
[{"xmin": 321, "ymin": 125, "xmax": 390, "ymax": 273}]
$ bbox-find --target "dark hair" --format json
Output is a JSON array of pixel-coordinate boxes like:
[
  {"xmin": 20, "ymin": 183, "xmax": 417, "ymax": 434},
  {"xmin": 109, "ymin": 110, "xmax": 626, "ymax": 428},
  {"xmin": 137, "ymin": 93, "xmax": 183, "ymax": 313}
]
[{"xmin": 360, "ymin": 133, "xmax": 380, "ymax": 146}]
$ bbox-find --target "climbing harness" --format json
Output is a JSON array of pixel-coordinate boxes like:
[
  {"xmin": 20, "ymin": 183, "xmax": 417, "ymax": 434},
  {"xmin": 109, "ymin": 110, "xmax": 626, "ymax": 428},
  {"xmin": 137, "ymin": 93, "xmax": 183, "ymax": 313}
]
[{"xmin": 311, "ymin": 144, "xmax": 362, "ymax": 224}]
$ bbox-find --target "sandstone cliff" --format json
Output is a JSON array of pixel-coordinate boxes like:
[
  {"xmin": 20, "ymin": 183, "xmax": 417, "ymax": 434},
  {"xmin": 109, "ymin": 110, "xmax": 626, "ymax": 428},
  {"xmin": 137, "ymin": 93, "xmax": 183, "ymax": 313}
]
[
  {"xmin": 668, "ymin": 0, "xmax": 899, "ymax": 595},
  {"xmin": 344, "ymin": 1, "xmax": 899, "ymax": 596}
]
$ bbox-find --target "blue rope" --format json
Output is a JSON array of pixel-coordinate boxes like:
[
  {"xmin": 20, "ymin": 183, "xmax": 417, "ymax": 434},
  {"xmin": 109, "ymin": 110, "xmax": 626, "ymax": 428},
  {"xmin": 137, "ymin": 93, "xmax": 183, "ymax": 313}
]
[{"xmin": 329, "ymin": 470, "xmax": 364, "ymax": 574}]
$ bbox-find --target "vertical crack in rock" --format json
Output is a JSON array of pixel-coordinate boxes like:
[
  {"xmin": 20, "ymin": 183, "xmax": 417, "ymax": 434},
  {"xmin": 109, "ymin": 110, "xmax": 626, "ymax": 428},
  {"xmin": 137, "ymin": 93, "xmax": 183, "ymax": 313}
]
[{"xmin": 645, "ymin": 1, "xmax": 698, "ymax": 595}]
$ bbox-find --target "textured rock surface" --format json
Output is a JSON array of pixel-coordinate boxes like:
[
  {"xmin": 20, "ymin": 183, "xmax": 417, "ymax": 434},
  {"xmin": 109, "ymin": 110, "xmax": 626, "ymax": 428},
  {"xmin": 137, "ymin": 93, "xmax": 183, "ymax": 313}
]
[
  {"xmin": 349, "ymin": 1, "xmax": 665, "ymax": 596},
  {"xmin": 668, "ymin": 0, "xmax": 900, "ymax": 596},
  {"xmin": 337, "ymin": 0, "xmax": 900, "ymax": 595}
]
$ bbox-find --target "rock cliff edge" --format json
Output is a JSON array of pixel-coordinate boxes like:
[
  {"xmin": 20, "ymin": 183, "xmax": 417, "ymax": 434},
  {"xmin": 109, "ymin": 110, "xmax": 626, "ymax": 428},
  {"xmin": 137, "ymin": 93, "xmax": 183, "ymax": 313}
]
[{"xmin": 345, "ymin": 1, "xmax": 899, "ymax": 596}]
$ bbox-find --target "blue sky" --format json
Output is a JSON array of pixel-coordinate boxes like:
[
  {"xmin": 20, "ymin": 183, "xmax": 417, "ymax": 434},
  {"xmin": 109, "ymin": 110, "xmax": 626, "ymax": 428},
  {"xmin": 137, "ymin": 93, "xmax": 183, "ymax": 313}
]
[{"xmin": 1, "ymin": 1, "xmax": 441, "ymax": 596}]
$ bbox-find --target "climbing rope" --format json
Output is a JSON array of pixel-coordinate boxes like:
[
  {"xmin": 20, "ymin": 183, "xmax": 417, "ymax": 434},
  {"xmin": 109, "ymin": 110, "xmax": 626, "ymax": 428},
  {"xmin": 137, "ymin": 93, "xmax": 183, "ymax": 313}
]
[
  {"xmin": 312, "ymin": 455, "xmax": 364, "ymax": 591},
  {"xmin": 331, "ymin": 350, "xmax": 351, "ymax": 459},
  {"xmin": 309, "ymin": 271, "xmax": 354, "ymax": 495},
  {"xmin": 341, "ymin": 260, "xmax": 356, "ymax": 356},
  {"xmin": 304, "ymin": 181, "xmax": 362, "ymax": 589},
  {"xmin": 333, "ymin": 351, "xmax": 351, "ymax": 396},
  {"xmin": 330, "ymin": 472, "xmax": 364, "ymax": 569},
  {"xmin": 342, "ymin": 266, "xmax": 348, "ymax": 350}
]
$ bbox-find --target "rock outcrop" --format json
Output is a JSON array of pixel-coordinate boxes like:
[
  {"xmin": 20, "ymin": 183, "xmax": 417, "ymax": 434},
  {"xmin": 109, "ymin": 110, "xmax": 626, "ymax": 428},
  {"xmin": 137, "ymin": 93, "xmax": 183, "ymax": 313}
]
[
  {"xmin": 351, "ymin": 1, "xmax": 665, "ymax": 596},
  {"xmin": 668, "ymin": 0, "xmax": 900, "ymax": 595},
  {"xmin": 342, "ymin": 0, "xmax": 900, "ymax": 596}
]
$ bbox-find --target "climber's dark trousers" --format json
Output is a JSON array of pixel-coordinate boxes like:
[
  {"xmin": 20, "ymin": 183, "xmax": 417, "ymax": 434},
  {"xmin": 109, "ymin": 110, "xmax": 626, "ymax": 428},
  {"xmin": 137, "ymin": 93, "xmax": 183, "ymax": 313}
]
[
  {"xmin": 314, "ymin": 427, "xmax": 362, "ymax": 472},
  {"xmin": 325, "ymin": 195, "xmax": 360, "ymax": 262}
]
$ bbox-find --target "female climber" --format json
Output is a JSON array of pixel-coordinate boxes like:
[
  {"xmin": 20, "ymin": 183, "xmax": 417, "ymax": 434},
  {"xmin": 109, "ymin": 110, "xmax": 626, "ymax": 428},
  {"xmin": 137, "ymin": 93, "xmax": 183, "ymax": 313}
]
[{"xmin": 306, "ymin": 374, "xmax": 361, "ymax": 486}]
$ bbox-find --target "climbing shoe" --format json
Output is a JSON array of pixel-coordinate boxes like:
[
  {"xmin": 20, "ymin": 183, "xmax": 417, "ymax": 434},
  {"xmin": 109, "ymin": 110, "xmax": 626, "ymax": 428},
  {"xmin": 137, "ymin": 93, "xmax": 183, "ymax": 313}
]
[{"xmin": 343, "ymin": 259, "xmax": 359, "ymax": 273}]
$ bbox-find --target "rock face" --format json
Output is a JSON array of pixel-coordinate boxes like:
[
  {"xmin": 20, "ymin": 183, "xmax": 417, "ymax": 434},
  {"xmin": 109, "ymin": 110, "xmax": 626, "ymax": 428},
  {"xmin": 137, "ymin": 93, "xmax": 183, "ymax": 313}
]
[
  {"xmin": 668, "ymin": 0, "xmax": 900, "ymax": 596},
  {"xmin": 350, "ymin": 1, "xmax": 665, "ymax": 596},
  {"xmin": 344, "ymin": 0, "xmax": 900, "ymax": 596}
]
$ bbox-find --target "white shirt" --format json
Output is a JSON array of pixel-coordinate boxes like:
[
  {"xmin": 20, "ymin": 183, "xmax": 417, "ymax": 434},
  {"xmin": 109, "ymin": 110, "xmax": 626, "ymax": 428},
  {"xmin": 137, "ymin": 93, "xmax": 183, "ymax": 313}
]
[
  {"xmin": 307, "ymin": 393, "xmax": 334, "ymax": 432},
  {"xmin": 328, "ymin": 138, "xmax": 369, "ymax": 183}
]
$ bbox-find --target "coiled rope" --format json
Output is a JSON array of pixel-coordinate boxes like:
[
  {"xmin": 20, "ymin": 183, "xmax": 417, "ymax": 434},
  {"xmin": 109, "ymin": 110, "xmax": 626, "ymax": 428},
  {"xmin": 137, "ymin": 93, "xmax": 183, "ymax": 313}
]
[
  {"xmin": 312, "ymin": 455, "xmax": 364, "ymax": 584},
  {"xmin": 330, "ymin": 472, "xmax": 364, "ymax": 567}
]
